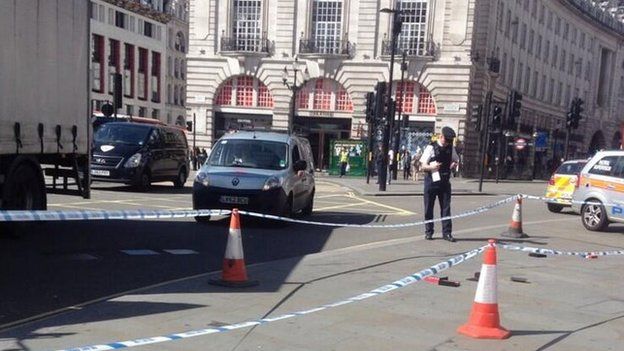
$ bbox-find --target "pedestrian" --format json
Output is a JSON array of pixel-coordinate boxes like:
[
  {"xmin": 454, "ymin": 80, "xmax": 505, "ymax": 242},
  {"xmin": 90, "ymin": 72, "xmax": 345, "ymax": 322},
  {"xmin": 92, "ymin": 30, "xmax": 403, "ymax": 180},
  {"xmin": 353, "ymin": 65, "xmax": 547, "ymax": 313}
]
[
  {"xmin": 412, "ymin": 146, "xmax": 422, "ymax": 181},
  {"xmin": 387, "ymin": 148, "xmax": 394, "ymax": 184},
  {"xmin": 339, "ymin": 147, "xmax": 349, "ymax": 178},
  {"xmin": 402, "ymin": 147, "xmax": 411, "ymax": 180},
  {"xmin": 192, "ymin": 147, "xmax": 199, "ymax": 170},
  {"xmin": 420, "ymin": 127, "xmax": 459, "ymax": 242}
]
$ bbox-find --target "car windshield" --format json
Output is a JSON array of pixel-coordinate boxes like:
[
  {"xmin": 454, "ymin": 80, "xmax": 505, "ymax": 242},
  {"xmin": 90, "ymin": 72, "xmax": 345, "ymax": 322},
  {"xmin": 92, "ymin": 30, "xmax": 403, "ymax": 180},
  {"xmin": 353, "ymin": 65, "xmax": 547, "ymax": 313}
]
[
  {"xmin": 209, "ymin": 139, "xmax": 288, "ymax": 170},
  {"xmin": 94, "ymin": 124, "xmax": 150, "ymax": 145},
  {"xmin": 556, "ymin": 162, "xmax": 586, "ymax": 175}
]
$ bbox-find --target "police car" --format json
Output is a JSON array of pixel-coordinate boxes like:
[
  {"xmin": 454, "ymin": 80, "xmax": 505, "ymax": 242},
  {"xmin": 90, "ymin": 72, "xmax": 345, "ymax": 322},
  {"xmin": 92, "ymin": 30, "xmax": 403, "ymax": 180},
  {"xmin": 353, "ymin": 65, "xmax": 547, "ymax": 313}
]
[
  {"xmin": 544, "ymin": 159, "xmax": 587, "ymax": 212},
  {"xmin": 571, "ymin": 150, "xmax": 624, "ymax": 231}
]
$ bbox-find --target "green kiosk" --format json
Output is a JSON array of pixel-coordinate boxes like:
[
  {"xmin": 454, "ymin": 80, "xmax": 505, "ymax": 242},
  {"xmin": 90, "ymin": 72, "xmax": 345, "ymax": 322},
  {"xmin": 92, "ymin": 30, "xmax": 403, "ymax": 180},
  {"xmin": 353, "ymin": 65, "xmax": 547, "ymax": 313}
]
[{"xmin": 328, "ymin": 140, "xmax": 367, "ymax": 176}]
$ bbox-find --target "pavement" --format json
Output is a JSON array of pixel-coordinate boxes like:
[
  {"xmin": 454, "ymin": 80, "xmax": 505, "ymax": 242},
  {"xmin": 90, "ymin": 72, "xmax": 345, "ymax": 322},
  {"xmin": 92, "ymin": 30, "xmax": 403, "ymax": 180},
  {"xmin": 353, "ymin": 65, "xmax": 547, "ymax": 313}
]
[{"xmin": 317, "ymin": 174, "xmax": 548, "ymax": 197}]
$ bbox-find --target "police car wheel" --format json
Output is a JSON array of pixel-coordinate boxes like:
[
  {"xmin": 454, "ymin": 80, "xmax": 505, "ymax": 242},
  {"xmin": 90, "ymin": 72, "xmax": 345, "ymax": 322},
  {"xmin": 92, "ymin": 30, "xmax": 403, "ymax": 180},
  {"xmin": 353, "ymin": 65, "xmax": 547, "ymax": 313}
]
[
  {"xmin": 547, "ymin": 203, "xmax": 563, "ymax": 213},
  {"xmin": 581, "ymin": 200, "xmax": 608, "ymax": 231}
]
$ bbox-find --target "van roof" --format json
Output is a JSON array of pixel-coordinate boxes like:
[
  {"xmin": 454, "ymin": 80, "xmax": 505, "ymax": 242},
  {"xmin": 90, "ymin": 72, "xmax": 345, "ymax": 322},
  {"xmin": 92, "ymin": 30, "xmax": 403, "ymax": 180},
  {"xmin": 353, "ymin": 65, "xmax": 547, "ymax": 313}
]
[
  {"xmin": 591, "ymin": 150, "xmax": 624, "ymax": 158},
  {"xmin": 218, "ymin": 131, "xmax": 294, "ymax": 143}
]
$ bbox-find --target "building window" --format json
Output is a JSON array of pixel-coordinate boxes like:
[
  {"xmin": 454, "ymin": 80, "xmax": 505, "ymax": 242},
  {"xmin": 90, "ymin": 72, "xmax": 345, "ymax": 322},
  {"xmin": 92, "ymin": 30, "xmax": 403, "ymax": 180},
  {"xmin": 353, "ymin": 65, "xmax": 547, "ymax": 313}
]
[
  {"xmin": 396, "ymin": 81, "xmax": 415, "ymax": 113},
  {"xmin": 397, "ymin": 0, "xmax": 429, "ymax": 56},
  {"xmin": 417, "ymin": 90, "xmax": 436, "ymax": 115},
  {"xmin": 214, "ymin": 76, "xmax": 275, "ymax": 109},
  {"xmin": 138, "ymin": 106, "xmax": 146, "ymax": 117},
  {"xmin": 335, "ymin": 86, "xmax": 353, "ymax": 111},
  {"xmin": 144, "ymin": 21, "xmax": 153, "ymax": 38},
  {"xmin": 152, "ymin": 109, "xmax": 159, "ymax": 119},
  {"xmin": 167, "ymin": 84, "xmax": 171, "ymax": 104},
  {"xmin": 231, "ymin": 0, "xmax": 262, "ymax": 51},
  {"xmin": 108, "ymin": 39, "xmax": 120, "ymax": 94},
  {"xmin": 174, "ymin": 85, "xmax": 179, "ymax": 105},
  {"xmin": 138, "ymin": 48, "xmax": 148, "ymax": 100},
  {"xmin": 151, "ymin": 51, "xmax": 161, "ymax": 103},
  {"xmin": 124, "ymin": 43, "xmax": 134, "ymax": 97},
  {"xmin": 258, "ymin": 84, "xmax": 274, "ymax": 108},
  {"xmin": 311, "ymin": 0, "xmax": 343, "ymax": 54},
  {"xmin": 115, "ymin": 11, "xmax": 126, "ymax": 29},
  {"xmin": 167, "ymin": 57, "xmax": 172, "ymax": 77},
  {"xmin": 175, "ymin": 31, "xmax": 186, "ymax": 53},
  {"xmin": 91, "ymin": 34, "xmax": 104, "ymax": 93},
  {"xmin": 236, "ymin": 76, "xmax": 254, "ymax": 107},
  {"xmin": 215, "ymin": 80, "xmax": 233, "ymax": 105},
  {"xmin": 313, "ymin": 79, "xmax": 332, "ymax": 110},
  {"xmin": 180, "ymin": 60, "xmax": 185, "ymax": 79}
]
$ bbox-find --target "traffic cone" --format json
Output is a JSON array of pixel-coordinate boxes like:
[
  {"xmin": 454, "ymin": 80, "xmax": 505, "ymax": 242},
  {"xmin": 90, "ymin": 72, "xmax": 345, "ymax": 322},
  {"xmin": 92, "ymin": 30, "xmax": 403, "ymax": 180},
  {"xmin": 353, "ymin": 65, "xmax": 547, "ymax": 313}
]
[
  {"xmin": 208, "ymin": 209, "xmax": 258, "ymax": 288},
  {"xmin": 502, "ymin": 196, "xmax": 529, "ymax": 238},
  {"xmin": 457, "ymin": 239, "xmax": 511, "ymax": 339}
]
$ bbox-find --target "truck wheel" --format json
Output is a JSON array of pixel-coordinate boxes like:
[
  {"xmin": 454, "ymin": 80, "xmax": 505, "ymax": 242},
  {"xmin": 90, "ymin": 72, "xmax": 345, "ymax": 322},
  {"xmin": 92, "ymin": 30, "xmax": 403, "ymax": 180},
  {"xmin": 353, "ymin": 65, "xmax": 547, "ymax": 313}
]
[{"xmin": 3, "ymin": 162, "xmax": 46, "ymax": 210}]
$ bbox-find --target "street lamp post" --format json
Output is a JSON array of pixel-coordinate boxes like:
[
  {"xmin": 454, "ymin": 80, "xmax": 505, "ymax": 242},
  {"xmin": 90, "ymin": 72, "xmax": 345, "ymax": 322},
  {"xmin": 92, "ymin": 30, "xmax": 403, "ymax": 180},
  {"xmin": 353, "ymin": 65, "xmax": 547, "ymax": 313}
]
[
  {"xmin": 282, "ymin": 57, "xmax": 305, "ymax": 135},
  {"xmin": 379, "ymin": 7, "xmax": 404, "ymax": 189}
]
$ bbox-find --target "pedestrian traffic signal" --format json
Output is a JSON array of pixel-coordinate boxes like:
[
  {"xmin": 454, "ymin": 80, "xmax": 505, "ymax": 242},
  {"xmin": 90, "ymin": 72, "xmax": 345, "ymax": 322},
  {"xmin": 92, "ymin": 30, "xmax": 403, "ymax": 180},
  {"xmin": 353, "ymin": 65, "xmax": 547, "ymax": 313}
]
[
  {"xmin": 471, "ymin": 104, "xmax": 482, "ymax": 131},
  {"xmin": 491, "ymin": 105, "xmax": 503, "ymax": 128},
  {"xmin": 365, "ymin": 92, "xmax": 375, "ymax": 123},
  {"xmin": 507, "ymin": 90, "xmax": 522, "ymax": 129}
]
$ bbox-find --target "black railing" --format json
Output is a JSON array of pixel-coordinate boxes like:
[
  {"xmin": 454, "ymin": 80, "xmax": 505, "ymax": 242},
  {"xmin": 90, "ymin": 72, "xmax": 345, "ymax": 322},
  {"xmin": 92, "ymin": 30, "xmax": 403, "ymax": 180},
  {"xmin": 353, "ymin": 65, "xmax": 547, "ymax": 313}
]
[
  {"xmin": 220, "ymin": 36, "xmax": 272, "ymax": 54},
  {"xmin": 381, "ymin": 39, "xmax": 437, "ymax": 58},
  {"xmin": 299, "ymin": 38, "xmax": 354, "ymax": 56}
]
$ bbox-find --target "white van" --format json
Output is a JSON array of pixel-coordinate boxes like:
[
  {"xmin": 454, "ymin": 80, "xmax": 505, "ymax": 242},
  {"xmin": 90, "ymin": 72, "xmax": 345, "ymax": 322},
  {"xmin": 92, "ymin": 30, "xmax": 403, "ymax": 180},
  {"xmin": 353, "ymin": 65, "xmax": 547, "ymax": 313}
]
[{"xmin": 192, "ymin": 131, "xmax": 315, "ymax": 221}]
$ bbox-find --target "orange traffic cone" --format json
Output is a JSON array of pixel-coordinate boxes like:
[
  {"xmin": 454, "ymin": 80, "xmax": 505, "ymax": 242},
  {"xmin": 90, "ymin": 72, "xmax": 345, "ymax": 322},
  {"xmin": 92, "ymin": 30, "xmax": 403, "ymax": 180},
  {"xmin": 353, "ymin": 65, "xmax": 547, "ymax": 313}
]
[
  {"xmin": 208, "ymin": 209, "xmax": 258, "ymax": 287},
  {"xmin": 502, "ymin": 196, "xmax": 529, "ymax": 238},
  {"xmin": 458, "ymin": 239, "xmax": 511, "ymax": 339}
]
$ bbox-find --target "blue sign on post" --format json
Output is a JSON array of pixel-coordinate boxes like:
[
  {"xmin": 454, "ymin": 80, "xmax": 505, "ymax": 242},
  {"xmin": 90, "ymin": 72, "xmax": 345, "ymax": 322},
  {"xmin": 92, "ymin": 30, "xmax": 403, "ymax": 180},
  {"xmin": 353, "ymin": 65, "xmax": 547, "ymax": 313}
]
[{"xmin": 535, "ymin": 132, "xmax": 549, "ymax": 150}]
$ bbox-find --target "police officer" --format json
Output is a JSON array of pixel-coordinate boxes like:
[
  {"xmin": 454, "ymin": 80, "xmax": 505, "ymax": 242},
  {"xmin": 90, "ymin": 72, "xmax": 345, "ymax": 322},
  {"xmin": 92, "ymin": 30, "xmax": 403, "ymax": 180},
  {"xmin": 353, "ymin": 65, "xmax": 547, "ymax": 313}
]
[{"xmin": 419, "ymin": 127, "xmax": 459, "ymax": 242}]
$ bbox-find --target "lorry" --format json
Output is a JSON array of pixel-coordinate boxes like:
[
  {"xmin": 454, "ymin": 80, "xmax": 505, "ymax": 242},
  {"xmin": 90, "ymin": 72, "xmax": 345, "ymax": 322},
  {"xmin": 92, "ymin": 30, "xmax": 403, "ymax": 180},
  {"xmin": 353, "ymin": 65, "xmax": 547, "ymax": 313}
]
[{"xmin": 0, "ymin": 0, "xmax": 91, "ymax": 210}]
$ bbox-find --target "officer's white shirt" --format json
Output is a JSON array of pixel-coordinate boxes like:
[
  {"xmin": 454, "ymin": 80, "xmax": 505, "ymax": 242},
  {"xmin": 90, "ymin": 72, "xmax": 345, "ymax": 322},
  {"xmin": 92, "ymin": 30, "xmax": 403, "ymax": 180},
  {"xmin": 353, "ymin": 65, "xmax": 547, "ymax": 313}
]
[{"xmin": 419, "ymin": 140, "xmax": 459, "ymax": 166}]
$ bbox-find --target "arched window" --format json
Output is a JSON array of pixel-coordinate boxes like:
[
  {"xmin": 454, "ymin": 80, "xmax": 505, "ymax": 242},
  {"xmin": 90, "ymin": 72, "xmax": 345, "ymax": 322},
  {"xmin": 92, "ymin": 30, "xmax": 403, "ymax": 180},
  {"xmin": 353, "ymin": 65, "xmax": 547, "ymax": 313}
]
[
  {"xmin": 393, "ymin": 81, "xmax": 437, "ymax": 115},
  {"xmin": 180, "ymin": 59, "xmax": 185, "ymax": 79},
  {"xmin": 214, "ymin": 76, "xmax": 274, "ymax": 108},
  {"xmin": 175, "ymin": 31, "xmax": 186, "ymax": 53},
  {"xmin": 296, "ymin": 78, "xmax": 353, "ymax": 112}
]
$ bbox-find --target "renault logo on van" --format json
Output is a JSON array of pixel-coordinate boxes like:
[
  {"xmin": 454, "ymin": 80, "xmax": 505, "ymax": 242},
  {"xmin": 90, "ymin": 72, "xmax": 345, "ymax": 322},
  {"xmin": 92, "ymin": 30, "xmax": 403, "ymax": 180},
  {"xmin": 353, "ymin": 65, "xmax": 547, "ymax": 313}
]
[{"xmin": 232, "ymin": 178, "xmax": 240, "ymax": 186}]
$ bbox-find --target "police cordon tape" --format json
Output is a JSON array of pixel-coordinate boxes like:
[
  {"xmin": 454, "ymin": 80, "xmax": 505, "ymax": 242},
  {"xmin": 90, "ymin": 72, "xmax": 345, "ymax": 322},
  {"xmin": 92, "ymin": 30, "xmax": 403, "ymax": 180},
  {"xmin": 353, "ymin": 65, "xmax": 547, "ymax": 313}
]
[
  {"xmin": 0, "ymin": 196, "xmax": 518, "ymax": 228},
  {"xmin": 498, "ymin": 243, "xmax": 624, "ymax": 257},
  {"xmin": 0, "ymin": 209, "xmax": 231, "ymax": 222},
  {"xmin": 54, "ymin": 245, "xmax": 488, "ymax": 351}
]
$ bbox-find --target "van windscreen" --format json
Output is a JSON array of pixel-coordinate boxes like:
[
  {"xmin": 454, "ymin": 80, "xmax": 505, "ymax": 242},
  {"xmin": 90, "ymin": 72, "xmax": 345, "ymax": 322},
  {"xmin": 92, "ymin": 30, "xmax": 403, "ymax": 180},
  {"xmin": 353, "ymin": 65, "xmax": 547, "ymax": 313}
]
[
  {"xmin": 94, "ymin": 124, "xmax": 151, "ymax": 145},
  {"xmin": 209, "ymin": 139, "xmax": 288, "ymax": 170}
]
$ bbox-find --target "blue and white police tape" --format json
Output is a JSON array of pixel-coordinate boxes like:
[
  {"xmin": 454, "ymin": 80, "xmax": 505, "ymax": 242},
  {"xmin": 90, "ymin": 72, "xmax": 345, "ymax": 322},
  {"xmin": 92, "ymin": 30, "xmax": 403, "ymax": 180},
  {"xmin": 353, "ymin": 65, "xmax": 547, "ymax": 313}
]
[
  {"xmin": 238, "ymin": 195, "xmax": 518, "ymax": 228},
  {"xmin": 520, "ymin": 194, "xmax": 623, "ymax": 209},
  {"xmin": 54, "ymin": 245, "xmax": 488, "ymax": 351},
  {"xmin": 499, "ymin": 243, "xmax": 624, "ymax": 258},
  {"xmin": 0, "ymin": 209, "xmax": 230, "ymax": 222}
]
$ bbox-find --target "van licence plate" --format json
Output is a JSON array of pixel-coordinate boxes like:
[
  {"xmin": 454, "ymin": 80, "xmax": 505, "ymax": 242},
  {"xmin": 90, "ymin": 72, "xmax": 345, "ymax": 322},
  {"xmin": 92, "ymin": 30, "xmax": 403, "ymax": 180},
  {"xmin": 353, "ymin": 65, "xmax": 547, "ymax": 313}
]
[
  {"xmin": 220, "ymin": 196, "xmax": 249, "ymax": 205},
  {"xmin": 91, "ymin": 169, "xmax": 110, "ymax": 176}
]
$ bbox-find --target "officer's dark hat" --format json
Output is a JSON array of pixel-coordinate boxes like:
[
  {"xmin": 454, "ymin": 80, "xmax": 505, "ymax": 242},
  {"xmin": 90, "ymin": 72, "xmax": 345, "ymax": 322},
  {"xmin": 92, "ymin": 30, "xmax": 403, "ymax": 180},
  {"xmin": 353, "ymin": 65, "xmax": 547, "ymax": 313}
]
[{"xmin": 441, "ymin": 126, "xmax": 456, "ymax": 140}]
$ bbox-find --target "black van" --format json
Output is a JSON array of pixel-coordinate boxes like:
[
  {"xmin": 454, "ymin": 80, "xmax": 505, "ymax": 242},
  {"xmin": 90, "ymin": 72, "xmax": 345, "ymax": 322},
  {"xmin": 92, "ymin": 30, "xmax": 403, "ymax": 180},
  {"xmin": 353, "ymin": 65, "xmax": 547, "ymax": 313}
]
[{"xmin": 91, "ymin": 122, "xmax": 190, "ymax": 191}]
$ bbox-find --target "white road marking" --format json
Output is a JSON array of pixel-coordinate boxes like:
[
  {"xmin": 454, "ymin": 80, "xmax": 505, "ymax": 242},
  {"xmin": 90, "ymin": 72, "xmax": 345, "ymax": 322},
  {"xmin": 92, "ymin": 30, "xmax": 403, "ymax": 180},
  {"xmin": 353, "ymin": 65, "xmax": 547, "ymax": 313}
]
[
  {"xmin": 163, "ymin": 249, "xmax": 198, "ymax": 255},
  {"xmin": 121, "ymin": 250, "xmax": 159, "ymax": 256}
]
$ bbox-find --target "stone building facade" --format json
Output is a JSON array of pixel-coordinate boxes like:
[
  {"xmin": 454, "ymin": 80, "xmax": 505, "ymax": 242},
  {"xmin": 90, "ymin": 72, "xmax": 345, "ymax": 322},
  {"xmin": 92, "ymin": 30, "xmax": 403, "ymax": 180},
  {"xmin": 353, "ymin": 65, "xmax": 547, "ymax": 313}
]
[{"xmin": 186, "ymin": 0, "xmax": 624, "ymax": 174}]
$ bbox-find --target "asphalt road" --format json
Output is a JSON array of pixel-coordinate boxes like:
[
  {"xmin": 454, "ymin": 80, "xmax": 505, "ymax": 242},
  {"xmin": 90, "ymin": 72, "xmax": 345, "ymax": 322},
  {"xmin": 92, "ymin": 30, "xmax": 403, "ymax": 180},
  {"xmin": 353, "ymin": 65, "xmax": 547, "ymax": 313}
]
[{"xmin": 1, "ymin": 178, "xmax": 624, "ymax": 350}]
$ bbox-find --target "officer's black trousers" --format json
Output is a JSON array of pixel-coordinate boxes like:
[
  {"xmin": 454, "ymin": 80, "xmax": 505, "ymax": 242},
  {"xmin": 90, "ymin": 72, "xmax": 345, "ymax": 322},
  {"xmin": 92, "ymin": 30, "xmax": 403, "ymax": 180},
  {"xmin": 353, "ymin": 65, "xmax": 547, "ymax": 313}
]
[{"xmin": 423, "ymin": 177, "xmax": 452, "ymax": 236}]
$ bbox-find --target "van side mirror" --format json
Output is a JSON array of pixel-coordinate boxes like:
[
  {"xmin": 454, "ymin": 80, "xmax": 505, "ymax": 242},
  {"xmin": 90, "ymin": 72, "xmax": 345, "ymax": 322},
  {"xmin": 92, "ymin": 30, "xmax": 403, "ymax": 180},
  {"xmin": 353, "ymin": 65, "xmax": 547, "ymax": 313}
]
[{"xmin": 293, "ymin": 160, "xmax": 307, "ymax": 172}]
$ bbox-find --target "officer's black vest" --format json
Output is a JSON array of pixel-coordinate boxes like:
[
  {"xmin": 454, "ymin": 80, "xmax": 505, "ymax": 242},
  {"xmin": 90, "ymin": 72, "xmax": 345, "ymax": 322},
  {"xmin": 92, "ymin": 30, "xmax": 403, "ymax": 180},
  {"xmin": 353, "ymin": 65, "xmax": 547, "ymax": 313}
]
[{"xmin": 426, "ymin": 141, "xmax": 452, "ymax": 181}]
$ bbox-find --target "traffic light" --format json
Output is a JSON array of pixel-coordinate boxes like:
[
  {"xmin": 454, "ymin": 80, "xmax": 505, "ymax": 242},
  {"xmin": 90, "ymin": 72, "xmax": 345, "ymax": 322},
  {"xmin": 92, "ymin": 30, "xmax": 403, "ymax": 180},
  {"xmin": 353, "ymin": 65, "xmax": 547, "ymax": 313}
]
[
  {"xmin": 471, "ymin": 104, "xmax": 482, "ymax": 131},
  {"xmin": 507, "ymin": 90, "xmax": 522, "ymax": 129},
  {"xmin": 386, "ymin": 98, "xmax": 396, "ymax": 120},
  {"xmin": 491, "ymin": 105, "xmax": 503, "ymax": 129},
  {"xmin": 186, "ymin": 121, "xmax": 193, "ymax": 132},
  {"xmin": 567, "ymin": 98, "xmax": 584, "ymax": 130},
  {"xmin": 374, "ymin": 82, "xmax": 387, "ymax": 120},
  {"xmin": 365, "ymin": 92, "xmax": 375, "ymax": 123}
]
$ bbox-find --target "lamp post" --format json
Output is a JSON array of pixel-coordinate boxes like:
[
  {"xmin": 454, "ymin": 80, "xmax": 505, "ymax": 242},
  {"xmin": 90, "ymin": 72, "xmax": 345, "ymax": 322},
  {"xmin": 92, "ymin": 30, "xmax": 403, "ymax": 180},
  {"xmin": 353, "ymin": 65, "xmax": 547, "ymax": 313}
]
[
  {"xmin": 282, "ymin": 57, "xmax": 305, "ymax": 135},
  {"xmin": 379, "ymin": 6, "xmax": 404, "ymax": 189}
]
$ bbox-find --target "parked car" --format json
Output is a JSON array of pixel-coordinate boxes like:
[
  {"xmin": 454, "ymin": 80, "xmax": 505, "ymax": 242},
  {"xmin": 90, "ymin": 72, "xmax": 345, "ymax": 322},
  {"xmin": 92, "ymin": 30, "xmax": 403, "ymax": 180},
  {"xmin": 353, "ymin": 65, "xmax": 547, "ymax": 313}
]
[
  {"xmin": 544, "ymin": 159, "xmax": 587, "ymax": 212},
  {"xmin": 192, "ymin": 131, "xmax": 315, "ymax": 222},
  {"xmin": 571, "ymin": 150, "xmax": 624, "ymax": 231},
  {"xmin": 91, "ymin": 122, "xmax": 190, "ymax": 191}
]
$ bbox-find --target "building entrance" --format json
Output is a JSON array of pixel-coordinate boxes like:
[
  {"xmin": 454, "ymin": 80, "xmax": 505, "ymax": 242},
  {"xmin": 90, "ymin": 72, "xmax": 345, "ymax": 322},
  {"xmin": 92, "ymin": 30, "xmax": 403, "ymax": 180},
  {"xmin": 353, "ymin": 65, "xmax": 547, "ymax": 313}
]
[{"xmin": 294, "ymin": 116, "xmax": 351, "ymax": 170}]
